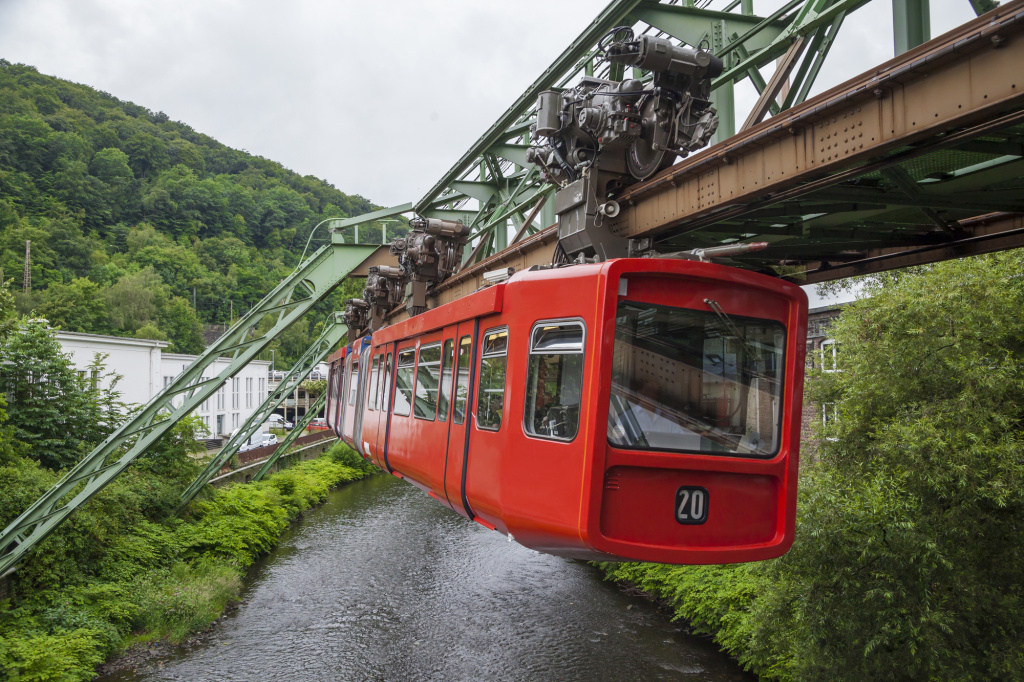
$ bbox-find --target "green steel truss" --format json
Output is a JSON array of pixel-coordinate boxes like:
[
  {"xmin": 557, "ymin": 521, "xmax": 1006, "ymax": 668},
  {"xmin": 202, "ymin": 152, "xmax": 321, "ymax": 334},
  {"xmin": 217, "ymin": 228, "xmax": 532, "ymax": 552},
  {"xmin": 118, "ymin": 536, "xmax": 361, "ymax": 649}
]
[
  {"xmin": 337, "ymin": 0, "xmax": 972, "ymax": 263},
  {"xmin": 251, "ymin": 393, "xmax": 329, "ymax": 483},
  {"xmin": 176, "ymin": 318, "xmax": 349, "ymax": 509},
  {"xmin": 0, "ymin": 238, "xmax": 376, "ymax": 577}
]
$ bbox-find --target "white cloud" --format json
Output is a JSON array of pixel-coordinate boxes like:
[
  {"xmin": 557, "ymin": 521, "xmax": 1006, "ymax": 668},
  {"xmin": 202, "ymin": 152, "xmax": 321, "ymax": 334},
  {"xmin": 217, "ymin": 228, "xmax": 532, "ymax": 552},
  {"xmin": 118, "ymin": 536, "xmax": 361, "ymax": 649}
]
[{"xmin": 0, "ymin": 0, "xmax": 982, "ymax": 208}]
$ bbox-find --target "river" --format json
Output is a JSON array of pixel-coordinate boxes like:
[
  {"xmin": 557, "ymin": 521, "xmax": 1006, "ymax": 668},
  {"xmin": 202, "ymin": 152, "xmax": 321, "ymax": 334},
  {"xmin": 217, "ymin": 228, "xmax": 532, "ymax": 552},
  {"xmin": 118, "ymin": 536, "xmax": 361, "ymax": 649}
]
[{"xmin": 102, "ymin": 473, "xmax": 754, "ymax": 681}]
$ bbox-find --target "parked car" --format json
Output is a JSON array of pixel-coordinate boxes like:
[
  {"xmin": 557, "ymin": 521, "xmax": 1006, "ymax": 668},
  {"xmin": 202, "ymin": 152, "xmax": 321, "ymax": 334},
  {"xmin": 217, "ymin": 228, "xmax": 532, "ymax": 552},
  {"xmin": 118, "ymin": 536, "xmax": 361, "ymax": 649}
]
[{"xmin": 308, "ymin": 417, "xmax": 328, "ymax": 431}]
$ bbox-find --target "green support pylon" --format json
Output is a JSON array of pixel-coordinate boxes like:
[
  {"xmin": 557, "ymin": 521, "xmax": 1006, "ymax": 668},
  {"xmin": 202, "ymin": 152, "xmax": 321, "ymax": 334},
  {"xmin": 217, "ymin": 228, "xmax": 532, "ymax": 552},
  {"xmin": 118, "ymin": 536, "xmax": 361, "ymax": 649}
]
[
  {"xmin": 0, "ymin": 237, "xmax": 376, "ymax": 576},
  {"xmin": 893, "ymin": 0, "xmax": 930, "ymax": 54},
  {"xmin": 251, "ymin": 393, "xmax": 329, "ymax": 482},
  {"xmin": 176, "ymin": 318, "xmax": 349, "ymax": 510}
]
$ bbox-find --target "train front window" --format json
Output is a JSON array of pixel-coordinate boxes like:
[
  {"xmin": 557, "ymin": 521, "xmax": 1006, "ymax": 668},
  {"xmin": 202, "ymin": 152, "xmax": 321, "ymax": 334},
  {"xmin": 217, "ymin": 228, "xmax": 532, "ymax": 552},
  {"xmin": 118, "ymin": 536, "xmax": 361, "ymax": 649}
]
[
  {"xmin": 524, "ymin": 321, "xmax": 585, "ymax": 441},
  {"xmin": 414, "ymin": 344, "xmax": 441, "ymax": 421},
  {"xmin": 477, "ymin": 328, "xmax": 508, "ymax": 431},
  {"xmin": 394, "ymin": 349, "xmax": 415, "ymax": 417},
  {"xmin": 607, "ymin": 300, "xmax": 785, "ymax": 457}
]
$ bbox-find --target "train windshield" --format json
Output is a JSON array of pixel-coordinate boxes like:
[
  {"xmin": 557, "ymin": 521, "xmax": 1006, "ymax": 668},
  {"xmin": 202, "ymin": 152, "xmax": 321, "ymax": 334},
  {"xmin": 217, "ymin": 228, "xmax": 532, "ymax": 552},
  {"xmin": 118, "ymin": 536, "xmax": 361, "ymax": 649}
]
[{"xmin": 607, "ymin": 300, "xmax": 785, "ymax": 457}]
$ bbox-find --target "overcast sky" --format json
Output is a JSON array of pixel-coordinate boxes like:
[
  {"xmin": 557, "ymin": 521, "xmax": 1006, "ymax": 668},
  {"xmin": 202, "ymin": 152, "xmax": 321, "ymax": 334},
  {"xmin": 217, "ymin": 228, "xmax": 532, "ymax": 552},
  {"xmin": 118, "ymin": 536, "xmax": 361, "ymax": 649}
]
[{"xmin": 0, "ymin": 0, "xmax": 978, "ymax": 211}]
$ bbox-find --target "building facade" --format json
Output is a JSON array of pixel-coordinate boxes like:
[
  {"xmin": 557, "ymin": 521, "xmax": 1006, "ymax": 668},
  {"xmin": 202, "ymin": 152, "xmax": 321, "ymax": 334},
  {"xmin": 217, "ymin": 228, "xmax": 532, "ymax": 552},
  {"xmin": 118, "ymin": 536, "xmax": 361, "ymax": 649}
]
[{"xmin": 56, "ymin": 331, "xmax": 271, "ymax": 439}]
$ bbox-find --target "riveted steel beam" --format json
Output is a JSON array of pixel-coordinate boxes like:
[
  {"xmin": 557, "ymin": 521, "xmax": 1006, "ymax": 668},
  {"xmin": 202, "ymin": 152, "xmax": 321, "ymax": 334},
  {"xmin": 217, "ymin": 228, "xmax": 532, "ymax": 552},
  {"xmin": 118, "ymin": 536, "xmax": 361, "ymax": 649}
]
[{"xmin": 607, "ymin": 5, "xmax": 1024, "ymax": 241}]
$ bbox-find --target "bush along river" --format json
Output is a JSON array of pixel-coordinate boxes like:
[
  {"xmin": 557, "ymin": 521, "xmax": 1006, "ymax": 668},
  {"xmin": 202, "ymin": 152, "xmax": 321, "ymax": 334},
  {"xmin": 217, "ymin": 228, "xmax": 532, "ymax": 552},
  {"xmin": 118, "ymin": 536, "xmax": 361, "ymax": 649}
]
[{"xmin": 97, "ymin": 471, "xmax": 753, "ymax": 681}]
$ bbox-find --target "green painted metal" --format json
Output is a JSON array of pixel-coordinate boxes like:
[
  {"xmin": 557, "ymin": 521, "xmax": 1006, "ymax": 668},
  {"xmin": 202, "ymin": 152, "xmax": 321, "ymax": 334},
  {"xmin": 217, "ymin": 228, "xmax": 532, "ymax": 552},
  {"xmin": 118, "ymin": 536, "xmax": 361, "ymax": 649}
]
[
  {"xmin": 176, "ymin": 319, "xmax": 349, "ymax": 509},
  {"xmin": 0, "ymin": 241, "xmax": 376, "ymax": 576},
  {"xmin": 893, "ymin": 0, "xmax": 930, "ymax": 54},
  {"xmin": 251, "ymin": 393, "xmax": 329, "ymax": 483},
  {"xmin": 330, "ymin": 203, "xmax": 413, "ymax": 230},
  {"xmin": 969, "ymin": 0, "xmax": 999, "ymax": 15}
]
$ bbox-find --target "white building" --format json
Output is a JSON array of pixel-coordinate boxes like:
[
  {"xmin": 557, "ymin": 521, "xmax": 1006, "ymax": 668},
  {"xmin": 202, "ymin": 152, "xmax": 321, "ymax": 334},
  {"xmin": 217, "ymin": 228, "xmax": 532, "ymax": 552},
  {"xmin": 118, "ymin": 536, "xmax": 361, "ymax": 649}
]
[
  {"xmin": 162, "ymin": 354, "xmax": 270, "ymax": 438},
  {"xmin": 56, "ymin": 331, "xmax": 271, "ymax": 438}
]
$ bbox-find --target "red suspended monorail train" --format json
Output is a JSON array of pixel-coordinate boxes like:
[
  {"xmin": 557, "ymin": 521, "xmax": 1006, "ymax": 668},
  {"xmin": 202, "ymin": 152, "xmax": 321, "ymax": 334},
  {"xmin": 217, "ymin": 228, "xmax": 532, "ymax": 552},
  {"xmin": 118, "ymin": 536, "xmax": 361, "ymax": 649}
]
[{"xmin": 326, "ymin": 257, "xmax": 807, "ymax": 564}]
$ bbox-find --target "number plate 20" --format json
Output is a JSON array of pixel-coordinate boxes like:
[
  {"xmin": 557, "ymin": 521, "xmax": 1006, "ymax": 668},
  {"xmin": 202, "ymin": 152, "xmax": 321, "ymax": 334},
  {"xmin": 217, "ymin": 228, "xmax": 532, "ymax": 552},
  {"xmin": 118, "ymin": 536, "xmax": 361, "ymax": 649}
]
[{"xmin": 674, "ymin": 486, "xmax": 709, "ymax": 525}]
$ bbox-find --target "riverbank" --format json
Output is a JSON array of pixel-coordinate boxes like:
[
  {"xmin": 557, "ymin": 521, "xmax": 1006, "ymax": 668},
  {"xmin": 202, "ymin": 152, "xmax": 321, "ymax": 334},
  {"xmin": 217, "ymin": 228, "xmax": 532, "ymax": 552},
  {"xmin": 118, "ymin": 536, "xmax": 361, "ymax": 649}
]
[{"xmin": 0, "ymin": 442, "xmax": 376, "ymax": 682}]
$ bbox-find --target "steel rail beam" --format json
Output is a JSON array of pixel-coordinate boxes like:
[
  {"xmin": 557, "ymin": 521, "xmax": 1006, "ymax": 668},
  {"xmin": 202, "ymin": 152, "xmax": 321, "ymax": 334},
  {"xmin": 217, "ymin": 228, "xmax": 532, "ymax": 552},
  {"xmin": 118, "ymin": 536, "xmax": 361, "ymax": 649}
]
[
  {"xmin": 607, "ymin": 1, "xmax": 1024, "ymax": 241},
  {"xmin": 0, "ymin": 239, "xmax": 377, "ymax": 576}
]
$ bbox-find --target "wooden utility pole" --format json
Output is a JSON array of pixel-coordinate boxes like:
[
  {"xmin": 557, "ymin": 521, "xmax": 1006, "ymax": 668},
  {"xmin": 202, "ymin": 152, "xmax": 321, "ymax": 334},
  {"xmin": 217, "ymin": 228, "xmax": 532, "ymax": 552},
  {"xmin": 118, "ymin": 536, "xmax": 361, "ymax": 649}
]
[{"xmin": 22, "ymin": 240, "xmax": 30, "ymax": 292}]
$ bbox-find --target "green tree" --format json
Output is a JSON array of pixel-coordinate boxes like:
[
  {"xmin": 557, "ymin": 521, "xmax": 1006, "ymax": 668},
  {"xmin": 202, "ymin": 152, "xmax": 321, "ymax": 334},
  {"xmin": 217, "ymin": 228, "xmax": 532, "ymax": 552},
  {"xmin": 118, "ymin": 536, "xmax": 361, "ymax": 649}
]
[
  {"xmin": 0, "ymin": 319, "xmax": 122, "ymax": 469},
  {"xmin": 749, "ymin": 252, "xmax": 1024, "ymax": 681},
  {"xmin": 157, "ymin": 296, "xmax": 203, "ymax": 354},
  {"xmin": 37, "ymin": 277, "xmax": 107, "ymax": 333}
]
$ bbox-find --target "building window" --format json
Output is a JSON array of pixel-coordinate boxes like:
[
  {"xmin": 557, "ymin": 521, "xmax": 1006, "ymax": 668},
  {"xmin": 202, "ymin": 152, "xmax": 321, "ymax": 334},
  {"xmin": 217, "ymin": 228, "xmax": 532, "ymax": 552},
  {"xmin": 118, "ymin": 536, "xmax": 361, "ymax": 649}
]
[
  {"xmin": 821, "ymin": 340, "xmax": 839, "ymax": 372},
  {"xmin": 231, "ymin": 377, "xmax": 240, "ymax": 409},
  {"xmin": 232, "ymin": 413, "xmax": 239, "ymax": 429},
  {"xmin": 259, "ymin": 377, "xmax": 265, "ymax": 402},
  {"xmin": 524, "ymin": 321, "xmax": 585, "ymax": 441},
  {"xmin": 217, "ymin": 385, "xmax": 225, "ymax": 410},
  {"xmin": 246, "ymin": 377, "xmax": 253, "ymax": 408},
  {"xmin": 477, "ymin": 328, "xmax": 508, "ymax": 431}
]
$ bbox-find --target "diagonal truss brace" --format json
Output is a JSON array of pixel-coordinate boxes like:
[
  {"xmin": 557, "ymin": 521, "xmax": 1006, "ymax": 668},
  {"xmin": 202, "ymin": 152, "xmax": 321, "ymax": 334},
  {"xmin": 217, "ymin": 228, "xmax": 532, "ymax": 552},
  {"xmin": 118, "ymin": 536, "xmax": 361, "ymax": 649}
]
[
  {"xmin": 176, "ymin": 318, "xmax": 350, "ymax": 509},
  {"xmin": 0, "ymin": 239, "xmax": 377, "ymax": 577},
  {"xmin": 251, "ymin": 393, "xmax": 328, "ymax": 483}
]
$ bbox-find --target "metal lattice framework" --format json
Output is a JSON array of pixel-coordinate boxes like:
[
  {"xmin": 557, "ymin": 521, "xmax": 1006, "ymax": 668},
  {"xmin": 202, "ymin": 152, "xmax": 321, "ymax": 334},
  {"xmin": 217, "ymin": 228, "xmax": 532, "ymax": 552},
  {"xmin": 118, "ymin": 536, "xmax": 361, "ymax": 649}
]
[
  {"xmin": 345, "ymin": 0, "xmax": 998, "ymax": 264},
  {"xmin": 0, "ymin": 239, "xmax": 376, "ymax": 576}
]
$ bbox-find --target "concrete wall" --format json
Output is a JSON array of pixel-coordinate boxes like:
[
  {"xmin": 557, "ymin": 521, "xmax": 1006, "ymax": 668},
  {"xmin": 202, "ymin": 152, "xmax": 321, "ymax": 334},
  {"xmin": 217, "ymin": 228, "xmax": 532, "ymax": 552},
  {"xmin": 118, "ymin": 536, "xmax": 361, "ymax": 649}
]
[
  {"xmin": 56, "ymin": 332, "xmax": 167, "ymax": 407},
  {"xmin": 209, "ymin": 437, "xmax": 338, "ymax": 487}
]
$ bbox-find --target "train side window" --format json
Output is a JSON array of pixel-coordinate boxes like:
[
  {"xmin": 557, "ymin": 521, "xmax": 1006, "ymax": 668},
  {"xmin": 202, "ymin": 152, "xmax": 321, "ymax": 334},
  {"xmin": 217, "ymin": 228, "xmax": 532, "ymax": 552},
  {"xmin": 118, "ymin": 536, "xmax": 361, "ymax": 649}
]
[
  {"xmin": 367, "ymin": 357, "xmax": 380, "ymax": 411},
  {"xmin": 453, "ymin": 336, "xmax": 472, "ymax": 424},
  {"xmin": 477, "ymin": 327, "xmax": 508, "ymax": 431},
  {"xmin": 394, "ymin": 349, "xmax": 415, "ymax": 417},
  {"xmin": 438, "ymin": 339, "xmax": 454, "ymax": 422},
  {"xmin": 381, "ymin": 352, "xmax": 392, "ymax": 412},
  {"xmin": 414, "ymin": 344, "xmax": 441, "ymax": 421},
  {"xmin": 348, "ymin": 359, "xmax": 360, "ymax": 406},
  {"xmin": 524, "ymin": 320, "xmax": 585, "ymax": 441}
]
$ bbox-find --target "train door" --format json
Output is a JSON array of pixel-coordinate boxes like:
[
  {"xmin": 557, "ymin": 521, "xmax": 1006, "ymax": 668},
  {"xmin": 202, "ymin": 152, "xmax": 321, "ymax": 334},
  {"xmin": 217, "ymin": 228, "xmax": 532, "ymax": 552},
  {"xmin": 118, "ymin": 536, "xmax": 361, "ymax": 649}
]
[
  {"xmin": 462, "ymin": 323, "xmax": 510, "ymax": 531},
  {"xmin": 374, "ymin": 344, "xmax": 394, "ymax": 471},
  {"xmin": 341, "ymin": 347, "xmax": 361, "ymax": 446},
  {"xmin": 359, "ymin": 346, "xmax": 383, "ymax": 461},
  {"xmin": 442, "ymin": 321, "xmax": 478, "ymax": 519}
]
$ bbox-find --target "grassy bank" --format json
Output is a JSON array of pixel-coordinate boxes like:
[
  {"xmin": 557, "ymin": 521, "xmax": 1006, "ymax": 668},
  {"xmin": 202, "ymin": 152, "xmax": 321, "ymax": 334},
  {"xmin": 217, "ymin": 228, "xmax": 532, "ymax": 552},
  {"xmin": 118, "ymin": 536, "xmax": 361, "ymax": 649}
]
[{"xmin": 0, "ymin": 442, "xmax": 375, "ymax": 682}]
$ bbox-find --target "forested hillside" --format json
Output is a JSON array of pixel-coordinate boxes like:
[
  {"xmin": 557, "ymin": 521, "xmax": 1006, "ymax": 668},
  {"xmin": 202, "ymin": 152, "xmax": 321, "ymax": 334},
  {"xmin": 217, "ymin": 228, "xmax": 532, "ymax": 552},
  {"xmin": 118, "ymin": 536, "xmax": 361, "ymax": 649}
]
[{"xmin": 0, "ymin": 60, "xmax": 393, "ymax": 361}]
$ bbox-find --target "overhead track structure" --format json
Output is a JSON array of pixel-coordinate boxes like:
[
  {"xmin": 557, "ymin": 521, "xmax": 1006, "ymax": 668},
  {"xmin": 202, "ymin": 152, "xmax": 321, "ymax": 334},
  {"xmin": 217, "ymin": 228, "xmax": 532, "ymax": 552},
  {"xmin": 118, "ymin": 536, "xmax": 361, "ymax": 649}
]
[
  {"xmin": 345, "ymin": 0, "xmax": 1000, "ymax": 264},
  {"xmin": 0, "ymin": 238, "xmax": 376, "ymax": 576},
  {"xmin": 361, "ymin": 0, "xmax": 1024, "ymax": 307}
]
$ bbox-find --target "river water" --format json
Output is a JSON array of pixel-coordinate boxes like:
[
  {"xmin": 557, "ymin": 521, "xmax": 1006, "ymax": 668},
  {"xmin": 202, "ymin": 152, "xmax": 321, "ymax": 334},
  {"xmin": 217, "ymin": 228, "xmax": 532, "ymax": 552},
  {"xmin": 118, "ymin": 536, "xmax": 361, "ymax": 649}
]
[{"xmin": 105, "ymin": 474, "xmax": 754, "ymax": 681}]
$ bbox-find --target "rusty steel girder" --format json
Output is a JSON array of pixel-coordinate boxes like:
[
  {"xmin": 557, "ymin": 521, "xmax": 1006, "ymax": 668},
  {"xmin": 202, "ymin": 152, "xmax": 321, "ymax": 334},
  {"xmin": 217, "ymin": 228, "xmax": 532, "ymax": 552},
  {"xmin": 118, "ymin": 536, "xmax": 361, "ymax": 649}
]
[{"xmin": 606, "ymin": 1, "xmax": 1024, "ymax": 243}]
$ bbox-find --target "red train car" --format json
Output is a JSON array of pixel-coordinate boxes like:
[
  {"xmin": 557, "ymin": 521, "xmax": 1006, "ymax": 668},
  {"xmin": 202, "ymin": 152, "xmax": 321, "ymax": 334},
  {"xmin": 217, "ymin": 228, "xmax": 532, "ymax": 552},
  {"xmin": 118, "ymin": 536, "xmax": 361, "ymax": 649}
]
[{"xmin": 328, "ymin": 258, "xmax": 807, "ymax": 564}]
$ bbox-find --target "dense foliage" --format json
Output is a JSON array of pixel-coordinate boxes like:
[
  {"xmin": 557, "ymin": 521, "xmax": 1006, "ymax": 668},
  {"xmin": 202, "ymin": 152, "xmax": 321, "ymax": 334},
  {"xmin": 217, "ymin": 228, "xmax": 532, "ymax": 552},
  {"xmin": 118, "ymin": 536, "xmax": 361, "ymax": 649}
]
[
  {"xmin": 0, "ymin": 442, "xmax": 374, "ymax": 681},
  {"xmin": 0, "ymin": 60, "xmax": 398, "ymax": 364},
  {"xmin": 599, "ymin": 251, "xmax": 1024, "ymax": 681}
]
